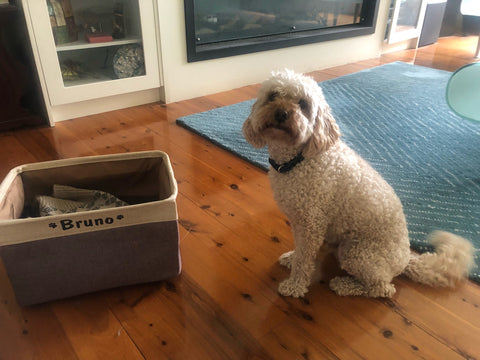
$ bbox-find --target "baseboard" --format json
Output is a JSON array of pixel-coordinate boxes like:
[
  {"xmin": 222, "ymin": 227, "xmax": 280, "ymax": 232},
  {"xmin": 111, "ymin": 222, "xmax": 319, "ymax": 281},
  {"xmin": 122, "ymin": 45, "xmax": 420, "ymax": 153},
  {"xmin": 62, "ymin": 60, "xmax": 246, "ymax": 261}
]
[{"xmin": 49, "ymin": 88, "xmax": 162, "ymax": 124}]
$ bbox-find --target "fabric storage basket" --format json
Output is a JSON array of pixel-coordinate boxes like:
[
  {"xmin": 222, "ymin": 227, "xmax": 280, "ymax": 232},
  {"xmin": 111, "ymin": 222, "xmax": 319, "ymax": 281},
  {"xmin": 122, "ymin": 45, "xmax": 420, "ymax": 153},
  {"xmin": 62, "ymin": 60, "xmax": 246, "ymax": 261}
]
[{"xmin": 0, "ymin": 151, "xmax": 180, "ymax": 306}]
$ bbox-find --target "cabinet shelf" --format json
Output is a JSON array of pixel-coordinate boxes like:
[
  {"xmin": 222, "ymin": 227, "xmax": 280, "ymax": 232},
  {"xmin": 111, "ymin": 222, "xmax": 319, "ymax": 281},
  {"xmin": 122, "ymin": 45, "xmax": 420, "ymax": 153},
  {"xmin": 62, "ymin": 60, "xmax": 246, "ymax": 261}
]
[
  {"xmin": 63, "ymin": 66, "xmax": 115, "ymax": 87},
  {"xmin": 56, "ymin": 35, "xmax": 142, "ymax": 52}
]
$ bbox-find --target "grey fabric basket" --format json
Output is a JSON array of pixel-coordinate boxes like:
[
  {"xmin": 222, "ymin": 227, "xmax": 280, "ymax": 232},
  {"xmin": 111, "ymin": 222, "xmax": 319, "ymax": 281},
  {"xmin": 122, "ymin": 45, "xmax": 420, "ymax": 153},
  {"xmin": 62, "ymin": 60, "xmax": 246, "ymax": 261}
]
[{"xmin": 0, "ymin": 151, "xmax": 180, "ymax": 305}]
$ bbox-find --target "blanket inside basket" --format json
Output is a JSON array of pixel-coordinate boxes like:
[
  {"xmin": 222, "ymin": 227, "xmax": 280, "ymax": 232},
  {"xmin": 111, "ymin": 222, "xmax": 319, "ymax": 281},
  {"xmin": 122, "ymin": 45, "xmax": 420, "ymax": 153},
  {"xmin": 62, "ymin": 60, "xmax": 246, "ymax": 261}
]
[{"xmin": 37, "ymin": 185, "xmax": 129, "ymax": 216}]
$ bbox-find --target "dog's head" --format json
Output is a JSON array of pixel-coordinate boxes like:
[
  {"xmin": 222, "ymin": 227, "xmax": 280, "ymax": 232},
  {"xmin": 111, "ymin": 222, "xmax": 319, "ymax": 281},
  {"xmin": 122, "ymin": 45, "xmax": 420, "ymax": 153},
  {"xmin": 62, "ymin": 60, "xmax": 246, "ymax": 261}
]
[{"xmin": 242, "ymin": 70, "xmax": 340, "ymax": 156}]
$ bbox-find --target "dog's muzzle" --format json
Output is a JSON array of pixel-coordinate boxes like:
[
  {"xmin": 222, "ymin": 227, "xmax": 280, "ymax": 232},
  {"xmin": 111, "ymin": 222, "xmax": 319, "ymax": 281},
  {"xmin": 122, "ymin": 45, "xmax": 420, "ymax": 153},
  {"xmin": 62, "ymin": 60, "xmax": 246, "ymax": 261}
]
[{"xmin": 275, "ymin": 109, "xmax": 288, "ymax": 124}]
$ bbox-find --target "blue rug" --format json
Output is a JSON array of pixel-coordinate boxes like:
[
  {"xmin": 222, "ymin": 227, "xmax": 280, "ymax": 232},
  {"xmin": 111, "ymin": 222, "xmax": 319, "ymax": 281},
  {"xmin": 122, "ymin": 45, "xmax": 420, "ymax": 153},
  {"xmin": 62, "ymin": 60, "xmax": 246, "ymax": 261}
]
[{"xmin": 177, "ymin": 62, "xmax": 480, "ymax": 283}]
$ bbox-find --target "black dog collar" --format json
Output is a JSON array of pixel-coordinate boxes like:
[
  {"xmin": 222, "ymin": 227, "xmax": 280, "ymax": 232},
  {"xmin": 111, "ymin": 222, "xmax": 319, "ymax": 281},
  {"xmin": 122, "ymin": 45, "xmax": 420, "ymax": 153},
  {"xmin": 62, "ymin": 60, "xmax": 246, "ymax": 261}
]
[{"xmin": 269, "ymin": 152, "xmax": 305, "ymax": 173}]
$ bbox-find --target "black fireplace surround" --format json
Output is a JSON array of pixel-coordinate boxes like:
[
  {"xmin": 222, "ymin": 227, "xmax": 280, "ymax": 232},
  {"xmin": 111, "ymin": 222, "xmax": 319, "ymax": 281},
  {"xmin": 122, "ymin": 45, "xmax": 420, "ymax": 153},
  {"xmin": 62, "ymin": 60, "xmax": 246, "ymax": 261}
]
[{"xmin": 185, "ymin": 0, "xmax": 380, "ymax": 62}]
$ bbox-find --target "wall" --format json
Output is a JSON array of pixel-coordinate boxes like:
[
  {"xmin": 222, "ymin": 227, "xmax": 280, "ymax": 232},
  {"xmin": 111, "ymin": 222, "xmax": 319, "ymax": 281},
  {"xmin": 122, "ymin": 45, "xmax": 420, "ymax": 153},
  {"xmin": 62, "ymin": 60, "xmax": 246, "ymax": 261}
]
[{"xmin": 157, "ymin": 0, "xmax": 391, "ymax": 103}]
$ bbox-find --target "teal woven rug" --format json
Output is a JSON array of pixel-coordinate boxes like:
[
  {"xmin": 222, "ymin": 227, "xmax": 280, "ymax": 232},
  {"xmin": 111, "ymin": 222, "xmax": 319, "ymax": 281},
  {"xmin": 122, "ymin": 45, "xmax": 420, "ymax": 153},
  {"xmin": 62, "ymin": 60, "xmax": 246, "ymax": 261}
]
[{"xmin": 177, "ymin": 62, "xmax": 480, "ymax": 283}]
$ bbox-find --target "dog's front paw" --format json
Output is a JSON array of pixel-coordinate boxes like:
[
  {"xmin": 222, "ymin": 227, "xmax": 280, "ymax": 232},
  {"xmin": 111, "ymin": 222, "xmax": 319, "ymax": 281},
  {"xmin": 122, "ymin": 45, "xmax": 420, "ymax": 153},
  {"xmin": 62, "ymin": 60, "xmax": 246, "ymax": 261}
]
[
  {"xmin": 279, "ymin": 250, "xmax": 295, "ymax": 268},
  {"xmin": 278, "ymin": 278, "xmax": 308, "ymax": 298}
]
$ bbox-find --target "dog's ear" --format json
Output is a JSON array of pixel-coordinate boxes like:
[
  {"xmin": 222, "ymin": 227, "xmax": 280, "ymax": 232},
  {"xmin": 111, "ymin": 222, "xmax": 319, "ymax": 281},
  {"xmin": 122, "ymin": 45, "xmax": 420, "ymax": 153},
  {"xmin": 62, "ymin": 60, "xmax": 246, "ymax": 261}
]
[
  {"xmin": 304, "ymin": 104, "xmax": 340, "ymax": 156},
  {"xmin": 242, "ymin": 109, "xmax": 266, "ymax": 148}
]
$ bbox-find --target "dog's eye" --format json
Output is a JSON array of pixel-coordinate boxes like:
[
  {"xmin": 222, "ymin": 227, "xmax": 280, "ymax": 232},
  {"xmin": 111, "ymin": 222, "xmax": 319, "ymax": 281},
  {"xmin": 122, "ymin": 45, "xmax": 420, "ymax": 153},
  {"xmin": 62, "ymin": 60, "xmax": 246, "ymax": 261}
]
[
  {"xmin": 268, "ymin": 92, "xmax": 278, "ymax": 102},
  {"xmin": 299, "ymin": 99, "xmax": 309, "ymax": 110}
]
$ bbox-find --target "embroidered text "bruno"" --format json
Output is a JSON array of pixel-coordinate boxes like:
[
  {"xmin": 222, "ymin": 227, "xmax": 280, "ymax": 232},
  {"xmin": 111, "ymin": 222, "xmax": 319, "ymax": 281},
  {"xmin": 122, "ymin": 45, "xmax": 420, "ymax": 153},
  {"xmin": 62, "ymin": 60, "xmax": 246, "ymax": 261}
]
[{"xmin": 48, "ymin": 215, "xmax": 125, "ymax": 231}]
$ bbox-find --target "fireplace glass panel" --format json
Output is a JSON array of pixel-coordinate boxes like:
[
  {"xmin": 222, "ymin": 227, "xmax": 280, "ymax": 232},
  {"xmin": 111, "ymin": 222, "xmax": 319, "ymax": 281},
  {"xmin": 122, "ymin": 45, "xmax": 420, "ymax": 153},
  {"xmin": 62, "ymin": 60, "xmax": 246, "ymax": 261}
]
[
  {"xmin": 194, "ymin": 0, "xmax": 365, "ymax": 45},
  {"xmin": 185, "ymin": 0, "xmax": 379, "ymax": 61}
]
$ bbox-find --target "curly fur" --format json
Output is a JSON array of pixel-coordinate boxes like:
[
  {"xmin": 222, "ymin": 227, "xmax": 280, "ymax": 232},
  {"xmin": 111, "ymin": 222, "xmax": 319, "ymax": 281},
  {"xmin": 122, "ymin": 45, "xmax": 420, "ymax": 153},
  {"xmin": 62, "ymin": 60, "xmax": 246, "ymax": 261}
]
[{"xmin": 243, "ymin": 70, "xmax": 474, "ymax": 298}]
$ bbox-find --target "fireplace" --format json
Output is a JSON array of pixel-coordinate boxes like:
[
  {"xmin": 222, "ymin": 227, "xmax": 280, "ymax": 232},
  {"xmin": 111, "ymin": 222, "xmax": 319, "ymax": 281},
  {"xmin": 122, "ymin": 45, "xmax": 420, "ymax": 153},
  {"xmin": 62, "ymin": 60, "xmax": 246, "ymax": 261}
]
[{"xmin": 184, "ymin": 0, "xmax": 380, "ymax": 62}]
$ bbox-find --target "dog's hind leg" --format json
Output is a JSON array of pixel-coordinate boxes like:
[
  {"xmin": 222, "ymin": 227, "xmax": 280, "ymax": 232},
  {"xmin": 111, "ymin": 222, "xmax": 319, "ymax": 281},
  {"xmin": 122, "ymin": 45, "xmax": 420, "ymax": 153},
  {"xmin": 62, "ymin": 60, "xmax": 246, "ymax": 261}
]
[
  {"xmin": 330, "ymin": 237, "xmax": 404, "ymax": 298},
  {"xmin": 329, "ymin": 276, "xmax": 396, "ymax": 297}
]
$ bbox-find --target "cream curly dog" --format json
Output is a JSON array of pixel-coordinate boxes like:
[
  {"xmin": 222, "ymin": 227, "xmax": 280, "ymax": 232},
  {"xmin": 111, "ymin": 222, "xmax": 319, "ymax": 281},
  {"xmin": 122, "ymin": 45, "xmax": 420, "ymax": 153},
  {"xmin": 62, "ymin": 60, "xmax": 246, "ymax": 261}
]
[{"xmin": 243, "ymin": 70, "xmax": 474, "ymax": 298}]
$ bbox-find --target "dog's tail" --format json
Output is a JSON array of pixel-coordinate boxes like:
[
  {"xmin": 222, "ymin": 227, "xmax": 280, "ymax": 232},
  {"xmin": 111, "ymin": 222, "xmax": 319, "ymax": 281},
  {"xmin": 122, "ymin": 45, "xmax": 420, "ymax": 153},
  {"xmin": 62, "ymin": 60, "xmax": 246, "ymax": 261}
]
[{"xmin": 403, "ymin": 231, "xmax": 474, "ymax": 287}]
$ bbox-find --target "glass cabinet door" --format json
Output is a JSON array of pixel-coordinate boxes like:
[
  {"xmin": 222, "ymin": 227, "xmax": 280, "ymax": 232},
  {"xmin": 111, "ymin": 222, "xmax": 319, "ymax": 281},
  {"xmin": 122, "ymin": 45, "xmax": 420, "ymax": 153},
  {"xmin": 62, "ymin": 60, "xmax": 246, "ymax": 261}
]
[
  {"xmin": 25, "ymin": 0, "xmax": 160, "ymax": 106},
  {"xmin": 386, "ymin": 0, "xmax": 427, "ymax": 44}
]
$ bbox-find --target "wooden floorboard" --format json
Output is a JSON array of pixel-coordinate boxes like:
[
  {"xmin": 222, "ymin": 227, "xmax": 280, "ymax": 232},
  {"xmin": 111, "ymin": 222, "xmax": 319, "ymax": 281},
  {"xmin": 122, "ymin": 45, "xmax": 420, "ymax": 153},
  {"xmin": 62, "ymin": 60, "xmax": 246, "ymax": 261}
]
[{"xmin": 0, "ymin": 36, "xmax": 479, "ymax": 359}]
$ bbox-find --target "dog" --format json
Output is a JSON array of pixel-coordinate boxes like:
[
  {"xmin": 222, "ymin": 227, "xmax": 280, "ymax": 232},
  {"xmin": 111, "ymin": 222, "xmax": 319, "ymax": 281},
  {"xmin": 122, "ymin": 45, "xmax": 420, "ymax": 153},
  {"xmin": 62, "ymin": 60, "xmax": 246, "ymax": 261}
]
[{"xmin": 242, "ymin": 69, "xmax": 474, "ymax": 298}]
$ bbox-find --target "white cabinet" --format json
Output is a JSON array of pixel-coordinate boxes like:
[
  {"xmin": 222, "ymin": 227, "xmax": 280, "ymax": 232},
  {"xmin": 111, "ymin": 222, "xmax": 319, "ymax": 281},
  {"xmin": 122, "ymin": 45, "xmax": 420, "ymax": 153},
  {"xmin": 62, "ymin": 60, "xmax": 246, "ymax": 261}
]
[{"xmin": 23, "ymin": 0, "xmax": 162, "ymax": 123}]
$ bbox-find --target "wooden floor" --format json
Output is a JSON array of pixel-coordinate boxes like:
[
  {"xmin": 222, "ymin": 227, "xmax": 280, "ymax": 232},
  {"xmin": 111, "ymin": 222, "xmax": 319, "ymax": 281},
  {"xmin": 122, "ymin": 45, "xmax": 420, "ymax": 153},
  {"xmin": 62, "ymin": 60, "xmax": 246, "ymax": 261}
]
[{"xmin": 1, "ymin": 36, "xmax": 479, "ymax": 360}]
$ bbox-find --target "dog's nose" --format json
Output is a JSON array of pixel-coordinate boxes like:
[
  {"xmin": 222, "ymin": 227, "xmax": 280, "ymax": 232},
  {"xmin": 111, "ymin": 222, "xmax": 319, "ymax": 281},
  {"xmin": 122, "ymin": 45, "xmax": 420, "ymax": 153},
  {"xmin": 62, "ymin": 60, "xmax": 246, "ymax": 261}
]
[{"xmin": 275, "ymin": 109, "xmax": 288, "ymax": 123}]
